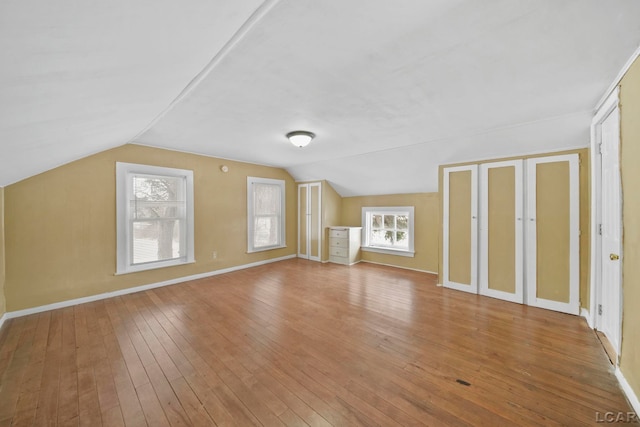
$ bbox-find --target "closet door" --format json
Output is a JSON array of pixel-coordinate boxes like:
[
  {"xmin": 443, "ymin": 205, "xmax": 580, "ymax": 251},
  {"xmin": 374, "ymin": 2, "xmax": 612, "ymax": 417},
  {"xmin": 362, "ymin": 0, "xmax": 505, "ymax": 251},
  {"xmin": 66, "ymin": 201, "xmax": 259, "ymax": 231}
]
[
  {"xmin": 479, "ymin": 160, "xmax": 524, "ymax": 303},
  {"xmin": 443, "ymin": 165, "xmax": 478, "ymax": 293},
  {"xmin": 298, "ymin": 184, "xmax": 309, "ymax": 258},
  {"xmin": 526, "ymin": 155, "xmax": 580, "ymax": 315},
  {"xmin": 297, "ymin": 183, "xmax": 322, "ymax": 261}
]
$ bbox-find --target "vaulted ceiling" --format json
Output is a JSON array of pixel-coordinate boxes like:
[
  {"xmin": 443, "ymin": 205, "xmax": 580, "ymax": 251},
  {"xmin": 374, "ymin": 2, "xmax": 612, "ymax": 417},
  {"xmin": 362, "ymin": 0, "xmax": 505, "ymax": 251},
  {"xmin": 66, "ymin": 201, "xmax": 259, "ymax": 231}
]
[{"xmin": 2, "ymin": 0, "xmax": 640, "ymax": 195}]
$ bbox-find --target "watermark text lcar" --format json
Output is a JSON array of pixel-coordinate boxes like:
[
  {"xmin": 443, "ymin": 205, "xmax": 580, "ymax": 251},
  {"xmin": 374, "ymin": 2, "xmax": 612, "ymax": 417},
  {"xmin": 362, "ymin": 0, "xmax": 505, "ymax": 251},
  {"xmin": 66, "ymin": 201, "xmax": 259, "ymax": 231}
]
[{"xmin": 595, "ymin": 412, "xmax": 638, "ymax": 423}]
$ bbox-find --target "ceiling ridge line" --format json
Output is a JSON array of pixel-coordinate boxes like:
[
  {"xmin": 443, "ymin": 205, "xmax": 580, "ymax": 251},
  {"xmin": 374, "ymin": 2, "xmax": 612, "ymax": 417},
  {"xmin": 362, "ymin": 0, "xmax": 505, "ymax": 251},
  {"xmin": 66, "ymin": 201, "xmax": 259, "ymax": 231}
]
[
  {"xmin": 286, "ymin": 109, "xmax": 593, "ymax": 169},
  {"xmin": 128, "ymin": 0, "xmax": 282, "ymax": 143}
]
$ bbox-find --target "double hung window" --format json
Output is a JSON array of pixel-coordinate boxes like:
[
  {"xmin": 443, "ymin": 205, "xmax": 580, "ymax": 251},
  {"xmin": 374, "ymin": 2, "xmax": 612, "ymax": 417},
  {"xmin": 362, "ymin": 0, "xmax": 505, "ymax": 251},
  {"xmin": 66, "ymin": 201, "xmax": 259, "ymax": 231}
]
[
  {"xmin": 116, "ymin": 162, "xmax": 194, "ymax": 273},
  {"xmin": 247, "ymin": 177, "xmax": 286, "ymax": 252}
]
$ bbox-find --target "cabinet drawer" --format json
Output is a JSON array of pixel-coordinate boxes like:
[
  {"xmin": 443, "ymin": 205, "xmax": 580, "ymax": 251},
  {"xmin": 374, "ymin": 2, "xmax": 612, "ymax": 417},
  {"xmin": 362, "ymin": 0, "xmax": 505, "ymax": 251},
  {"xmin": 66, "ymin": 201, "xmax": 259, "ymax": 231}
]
[
  {"xmin": 330, "ymin": 246, "xmax": 348, "ymax": 257},
  {"xmin": 330, "ymin": 237, "xmax": 348, "ymax": 248},
  {"xmin": 330, "ymin": 229, "xmax": 349, "ymax": 239}
]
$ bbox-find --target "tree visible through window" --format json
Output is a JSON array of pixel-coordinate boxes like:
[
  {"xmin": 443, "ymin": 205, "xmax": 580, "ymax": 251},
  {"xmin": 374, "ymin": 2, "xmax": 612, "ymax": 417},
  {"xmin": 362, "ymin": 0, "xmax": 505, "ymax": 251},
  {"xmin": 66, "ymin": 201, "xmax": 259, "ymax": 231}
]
[
  {"xmin": 131, "ymin": 174, "xmax": 185, "ymax": 264},
  {"xmin": 370, "ymin": 213, "xmax": 409, "ymax": 249},
  {"xmin": 362, "ymin": 206, "xmax": 415, "ymax": 256},
  {"xmin": 117, "ymin": 163, "xmax": 194, "ymax": 274}
]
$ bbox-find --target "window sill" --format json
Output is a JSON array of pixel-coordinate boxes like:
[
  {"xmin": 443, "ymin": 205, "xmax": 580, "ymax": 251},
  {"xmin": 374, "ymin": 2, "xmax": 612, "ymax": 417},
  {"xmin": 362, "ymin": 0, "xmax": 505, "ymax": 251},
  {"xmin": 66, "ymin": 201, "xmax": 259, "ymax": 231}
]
[
  {"xmin": 361, "ymin": 246, "xmax": 415, "ymax": 258},
  {"xmin": 115, "ymin": 258, "xmax": 196, "ymax": 275},
  {"xmin": 247, "ymin": 245, "xmax": 287, "ymax": 254}
]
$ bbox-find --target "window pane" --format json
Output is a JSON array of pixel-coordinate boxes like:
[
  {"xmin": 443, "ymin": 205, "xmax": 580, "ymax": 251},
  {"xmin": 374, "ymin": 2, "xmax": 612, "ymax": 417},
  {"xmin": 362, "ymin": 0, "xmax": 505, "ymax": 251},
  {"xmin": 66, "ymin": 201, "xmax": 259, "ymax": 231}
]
[
  {"xmin": 372, "ymin": 214, "xmax": 383, "ymax": 228},
  {"xmin": 132, "ymin": 175, "xmax": 184, "ymax": 220},
  {"xmin": 397, "ymin": 215, "xmax": 408, "ymax": 230},
  {"xmin": 132, "ymin": 220, "xmax": 182, "ymax": 264},
  {"xmin": 370, "ymin": 229, "xmax": 386, "ymax": 246},
  {"xmin": 254, "ymin": 184, "xmax": 280, "ymax": 215},
  {"xmin": 396, "ymin": 231, "xmax": 408, "ymax": 248},
  {"xmin": 385, "ymin": 230, "xmax": 395, "ymax": 244},
  {"xmin": 254, "ymin": 216, "xmax": 279, "ymax": 247},
  {"xmin": 383, "ymin": 215, "xmax": 395, "ymax": 229}
]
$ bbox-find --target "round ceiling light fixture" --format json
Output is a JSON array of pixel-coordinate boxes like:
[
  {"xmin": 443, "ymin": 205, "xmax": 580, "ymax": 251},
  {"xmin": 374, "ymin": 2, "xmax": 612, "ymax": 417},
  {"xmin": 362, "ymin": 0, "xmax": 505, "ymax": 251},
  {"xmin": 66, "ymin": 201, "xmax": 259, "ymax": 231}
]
[{"xmin": 286, "ymin": 130, "xmax": 315, "ymax": 148}]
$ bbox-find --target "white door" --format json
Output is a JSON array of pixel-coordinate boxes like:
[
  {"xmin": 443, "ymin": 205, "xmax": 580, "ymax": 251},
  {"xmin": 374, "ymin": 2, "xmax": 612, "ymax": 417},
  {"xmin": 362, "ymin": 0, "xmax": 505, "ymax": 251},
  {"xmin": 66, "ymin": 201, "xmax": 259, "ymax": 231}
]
[
  {"xmin": 479, "ymin": 160, "xmax": 524, "ymax": 303},
  {"xmin": 525, "ymin": 155, "xmax": 580, "ymax": 315},
  {"xmin": 297, "ymin": 183, "xmax": 322, "ymax": 261},
  {"xmin": 598, "ymin": 106, "xmax": 622, "ymax": 353},
  {"xmin": 443, "ymin": 165, "xmax": 478, "ymax": 293}
]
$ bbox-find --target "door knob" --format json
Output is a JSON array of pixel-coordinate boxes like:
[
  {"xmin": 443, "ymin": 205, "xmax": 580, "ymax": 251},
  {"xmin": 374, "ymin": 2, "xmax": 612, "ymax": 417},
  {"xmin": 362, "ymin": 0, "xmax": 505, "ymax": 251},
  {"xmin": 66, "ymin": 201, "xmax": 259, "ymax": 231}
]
[{"xmin": 610, "ymin": 253, "xmax": 620, "ymax": 260}]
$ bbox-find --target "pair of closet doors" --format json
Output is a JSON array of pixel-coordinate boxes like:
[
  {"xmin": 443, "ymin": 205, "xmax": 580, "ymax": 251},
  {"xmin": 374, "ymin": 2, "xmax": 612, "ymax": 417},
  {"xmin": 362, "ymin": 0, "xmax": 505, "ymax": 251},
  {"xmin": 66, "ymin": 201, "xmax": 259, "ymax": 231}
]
[
  {"xmin": 443, "ymin": 154, "xmax": 580, "ymax": 315},
  {"xmin": 298, "ymin": 182, "xmax": 322, "ymax": 261}
]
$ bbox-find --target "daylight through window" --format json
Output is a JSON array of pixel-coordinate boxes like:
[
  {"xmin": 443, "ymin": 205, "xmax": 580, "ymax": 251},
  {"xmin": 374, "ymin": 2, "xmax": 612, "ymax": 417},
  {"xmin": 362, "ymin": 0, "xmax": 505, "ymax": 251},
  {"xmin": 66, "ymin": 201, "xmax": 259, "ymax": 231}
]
[
  {"xmin": 362, "ymin": 206, "xmax": 415, "ymax": 257},
  {"xmin": 117, "ymin": 163, "xmax": 194, "ymax": 274},
  {"xmin": 247, "ymin": 177, "xmax": 286, "ymax": 252}
]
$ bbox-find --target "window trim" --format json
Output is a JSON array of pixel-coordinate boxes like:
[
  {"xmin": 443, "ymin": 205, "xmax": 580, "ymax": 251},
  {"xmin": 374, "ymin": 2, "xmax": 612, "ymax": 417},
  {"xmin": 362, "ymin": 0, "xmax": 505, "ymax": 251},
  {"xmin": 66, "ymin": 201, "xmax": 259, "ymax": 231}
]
[
  {"xmin": 116, "ymin": 162, "xmax": 195, "ymax": 274},
  {"xmin": 361, "ymin": 206, "xmax": 415, "ymax": 257},
  {"xmin": 247, "ymin": 176, "xmax": 286, "ymax": 253}
]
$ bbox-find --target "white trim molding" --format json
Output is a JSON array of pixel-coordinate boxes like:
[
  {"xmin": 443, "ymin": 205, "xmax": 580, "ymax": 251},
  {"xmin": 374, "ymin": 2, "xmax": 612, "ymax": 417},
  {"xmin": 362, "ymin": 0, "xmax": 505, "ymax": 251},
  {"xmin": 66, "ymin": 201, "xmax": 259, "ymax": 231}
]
[
  {"xmin": 581, "ymin": 308, "xmax": 593, "ymax": 328},
  {"xmin": 616, "ymin": 368, "xmax": 640, "ymax": 416},
  {"xmin": 0, "ymin": 313, "xmax": 7, "ymax": 332},
  {"xmin": 3, "ymin": 255, "xmax": 296, "ymax": 320},
  {"xmin": 360, "ymin": 259, "xmax": 437, "ymax": 275},
  {"xmin": 595, "ymin": 44, "xmax": 640, "ymax": 112}
]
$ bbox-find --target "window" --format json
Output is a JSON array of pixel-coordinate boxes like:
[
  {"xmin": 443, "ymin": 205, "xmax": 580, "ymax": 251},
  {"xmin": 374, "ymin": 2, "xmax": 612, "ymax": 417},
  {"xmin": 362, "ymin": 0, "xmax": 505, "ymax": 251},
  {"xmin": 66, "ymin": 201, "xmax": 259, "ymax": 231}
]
[
  {"xmin": 362, "ymin": 206, "xmax": 415, "ymax": 257},
  {"xmin": 247, "ymin": 177, "xmax": 286, "ymax": 252},
  {"xmin": 116, "ymin": 162, "xmax": 194, "ymax": 274}
]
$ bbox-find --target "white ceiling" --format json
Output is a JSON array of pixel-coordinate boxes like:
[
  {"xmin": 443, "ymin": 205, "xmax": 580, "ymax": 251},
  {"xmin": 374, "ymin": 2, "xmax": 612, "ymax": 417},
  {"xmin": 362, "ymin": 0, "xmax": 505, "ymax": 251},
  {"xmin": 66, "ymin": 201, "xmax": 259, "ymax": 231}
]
[{"xmin": 2, "ymin": 0, "xmax": 640, "ymax": 195}]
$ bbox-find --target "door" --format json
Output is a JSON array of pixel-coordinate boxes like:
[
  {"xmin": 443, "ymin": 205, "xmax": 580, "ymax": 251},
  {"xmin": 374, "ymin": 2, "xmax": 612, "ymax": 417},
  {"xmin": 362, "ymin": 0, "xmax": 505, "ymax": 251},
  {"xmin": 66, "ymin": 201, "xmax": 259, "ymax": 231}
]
[
  {"xmin": 479, "ymin": 160, "xmax": 524, "ymax": 303},
  {"xmin": 297, "ymin": 182, "xmax": 321, "ymax": 261},
  {"xmin": 525, "ymin": 155, "xmax": 580, "ymax": 315},
  {"xmin": 443, "ymin": 165, "xmax": 478, "ymax": 293},
  {"xmin": 598, "ymin": 106, "xmax": 622, "ymax": 354}
]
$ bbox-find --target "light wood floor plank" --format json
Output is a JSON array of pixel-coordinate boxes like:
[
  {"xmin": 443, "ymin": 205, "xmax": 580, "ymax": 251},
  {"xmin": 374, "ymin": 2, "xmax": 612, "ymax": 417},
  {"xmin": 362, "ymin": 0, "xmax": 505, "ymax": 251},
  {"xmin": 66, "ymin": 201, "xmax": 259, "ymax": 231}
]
[{"xmin": 0, "ymin": 259, "xmax": 633, "ymax": 426}]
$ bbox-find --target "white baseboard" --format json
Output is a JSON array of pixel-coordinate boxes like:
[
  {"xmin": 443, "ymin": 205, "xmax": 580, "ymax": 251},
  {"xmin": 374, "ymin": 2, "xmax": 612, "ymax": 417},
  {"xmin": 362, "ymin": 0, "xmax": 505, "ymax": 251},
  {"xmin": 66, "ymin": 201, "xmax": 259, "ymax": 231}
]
[
  {"xmin": 0, "ymin": 313, "xmax": 7, "ymax": 332},
  {"xmin": 581, "ymin": 308, "xmax": 594, "ymax": 328},
  {"xmin": 616, "ymin": 367, "xmax": 640, "ymax": 415},
  {"xmin": 360, "ymin": 260, "xmax": 437, "ymax": 275},
  {"xmin": 4, "ymin": 254, "xmax": 296, "ymax": 320}
]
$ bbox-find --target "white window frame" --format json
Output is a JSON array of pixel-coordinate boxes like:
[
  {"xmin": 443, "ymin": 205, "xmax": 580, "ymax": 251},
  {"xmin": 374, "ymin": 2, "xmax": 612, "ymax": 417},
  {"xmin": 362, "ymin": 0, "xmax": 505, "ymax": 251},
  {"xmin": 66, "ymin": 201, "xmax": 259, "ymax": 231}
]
[
  {"xmin": 247, "ymin": 176, "xmax": 286, "ymax": 253},
  {"xmin": 361, "ymin": 206, "xmax": 415, "ymax": 257},
  {"xmin": 116, "ymin": 162, "xmax": 195, "ymax": 274}
]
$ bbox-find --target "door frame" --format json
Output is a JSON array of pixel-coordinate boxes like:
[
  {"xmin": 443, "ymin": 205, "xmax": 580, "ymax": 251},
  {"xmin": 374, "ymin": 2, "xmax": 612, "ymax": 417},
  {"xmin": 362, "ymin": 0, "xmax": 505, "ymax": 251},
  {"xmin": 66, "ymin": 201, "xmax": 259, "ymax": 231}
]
[
  {"xmin": 589, "ymin": 88, "xmax": 623, "ymax": 355},
  {"xmin": 443, "ymin": 164, "xmax": 478, "ymax": 293},
  {"xmin": 525, "ymin": 154, "xmax": 580, "ymax": 315},
  {"xmin": 479, "ymin": 160, "xmax": 524, "ymax": 303},
  {"xmin": 297, "ymin": 182, "xmax": 322, "ymax": 261}
]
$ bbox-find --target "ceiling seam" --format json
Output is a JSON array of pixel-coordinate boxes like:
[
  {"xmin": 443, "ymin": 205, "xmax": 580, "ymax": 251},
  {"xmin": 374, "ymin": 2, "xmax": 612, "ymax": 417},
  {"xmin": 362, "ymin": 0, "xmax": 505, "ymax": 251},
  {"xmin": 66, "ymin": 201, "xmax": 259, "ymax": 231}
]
[
  {"xmin": 128, "ymin": 0, "xmax": 282, "ymax": 143},
  {"xmin": 285, "ymin": 109, "xmax": 594, "ymax": 169}
]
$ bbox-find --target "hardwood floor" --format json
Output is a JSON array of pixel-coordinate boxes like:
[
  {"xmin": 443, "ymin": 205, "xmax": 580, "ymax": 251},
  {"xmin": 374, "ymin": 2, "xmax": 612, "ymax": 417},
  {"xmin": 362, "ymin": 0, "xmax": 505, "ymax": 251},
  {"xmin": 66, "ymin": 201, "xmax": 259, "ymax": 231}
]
[{"xmin": 0, "ymin": 259, "xmax": 633, "ymax": 426}]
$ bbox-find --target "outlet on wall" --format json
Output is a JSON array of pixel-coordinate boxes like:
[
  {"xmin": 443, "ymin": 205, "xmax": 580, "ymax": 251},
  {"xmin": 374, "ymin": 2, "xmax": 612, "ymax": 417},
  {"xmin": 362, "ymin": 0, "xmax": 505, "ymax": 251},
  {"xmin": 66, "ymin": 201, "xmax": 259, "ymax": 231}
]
[{"xmin": 212, "ymin": 251, "xmax": 217, "ymax": 259}]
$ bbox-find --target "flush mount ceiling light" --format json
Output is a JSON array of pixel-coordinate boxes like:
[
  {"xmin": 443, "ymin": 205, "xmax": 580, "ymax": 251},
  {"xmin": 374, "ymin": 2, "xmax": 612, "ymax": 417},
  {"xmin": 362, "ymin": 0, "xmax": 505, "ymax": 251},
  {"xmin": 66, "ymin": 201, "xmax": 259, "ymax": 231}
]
[{"xmin": 286, "ymin": 130, "xmax": 315, "ymax": 148}]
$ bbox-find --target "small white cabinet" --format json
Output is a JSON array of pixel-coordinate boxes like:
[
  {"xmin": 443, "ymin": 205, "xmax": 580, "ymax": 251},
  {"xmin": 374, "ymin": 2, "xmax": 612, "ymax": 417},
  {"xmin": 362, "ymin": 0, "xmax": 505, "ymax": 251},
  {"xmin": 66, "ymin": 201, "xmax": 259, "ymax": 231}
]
[{"xmin": 328, "ymin": 227, "xmax": 362, "ymax": 265}]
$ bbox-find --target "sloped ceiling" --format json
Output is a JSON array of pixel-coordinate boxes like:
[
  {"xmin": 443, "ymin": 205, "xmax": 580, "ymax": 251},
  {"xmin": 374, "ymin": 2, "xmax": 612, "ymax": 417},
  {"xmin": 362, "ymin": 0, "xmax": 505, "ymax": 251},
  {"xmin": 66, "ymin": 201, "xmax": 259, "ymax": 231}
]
[{"xmin": 2, "ymin": 0, "xmax": 640, "ymax": 195}]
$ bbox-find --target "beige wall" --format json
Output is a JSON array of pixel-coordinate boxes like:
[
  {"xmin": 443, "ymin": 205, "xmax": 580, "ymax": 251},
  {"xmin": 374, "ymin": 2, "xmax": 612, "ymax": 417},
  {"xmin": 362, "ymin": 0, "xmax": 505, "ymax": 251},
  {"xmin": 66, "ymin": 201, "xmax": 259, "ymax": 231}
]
[
  {"xmin": 341, "ymin": 193, "xmax": 439, "ymax": 273},
  {"xmin": 4, "ymin": 144, "xmax": 297, "ymax": 311},
  {"xmin": 0, "ymin": 187, "xmax": 6, "ymax": 318},
  {"xmin": 619, "ymin": 55, "xmax": 640, "ymax": 403},
  {"xmin": 438, "ymin": 148, "xmax": 590, "ymax": 308},
  {"xmin": 322, "ymin": 181, "xmax": 343, "ymax": 262}
]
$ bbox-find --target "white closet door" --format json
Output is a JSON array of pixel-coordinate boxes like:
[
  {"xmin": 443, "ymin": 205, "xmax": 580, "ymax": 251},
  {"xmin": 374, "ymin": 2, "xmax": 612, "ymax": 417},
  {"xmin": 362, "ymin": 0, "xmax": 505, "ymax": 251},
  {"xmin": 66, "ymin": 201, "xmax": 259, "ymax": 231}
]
[
  {"xmin": 479, "ymin": 160, "xmax": 524, "ymax": 303},
  {"xmin": 525, "ymin": 155, "xmax": 580, "ymax": 315},
  {"xmin": 443, "ymin": 165, "xmax": 478, "ymax": 293},
  {"xmin": 297, "ymin": 183, "xmax": 322, "ymax": 261},
  {"xmin": 599, "ymin": 106, "xmax": 622, "ymax": 353}
]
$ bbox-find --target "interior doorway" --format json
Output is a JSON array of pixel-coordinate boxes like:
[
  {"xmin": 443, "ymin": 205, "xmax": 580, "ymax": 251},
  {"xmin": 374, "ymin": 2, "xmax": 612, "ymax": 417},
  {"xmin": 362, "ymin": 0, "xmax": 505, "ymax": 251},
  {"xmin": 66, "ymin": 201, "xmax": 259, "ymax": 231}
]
[{"xmin": 590, "ymin": 89, "xmax": 623, "ymax": 362}]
